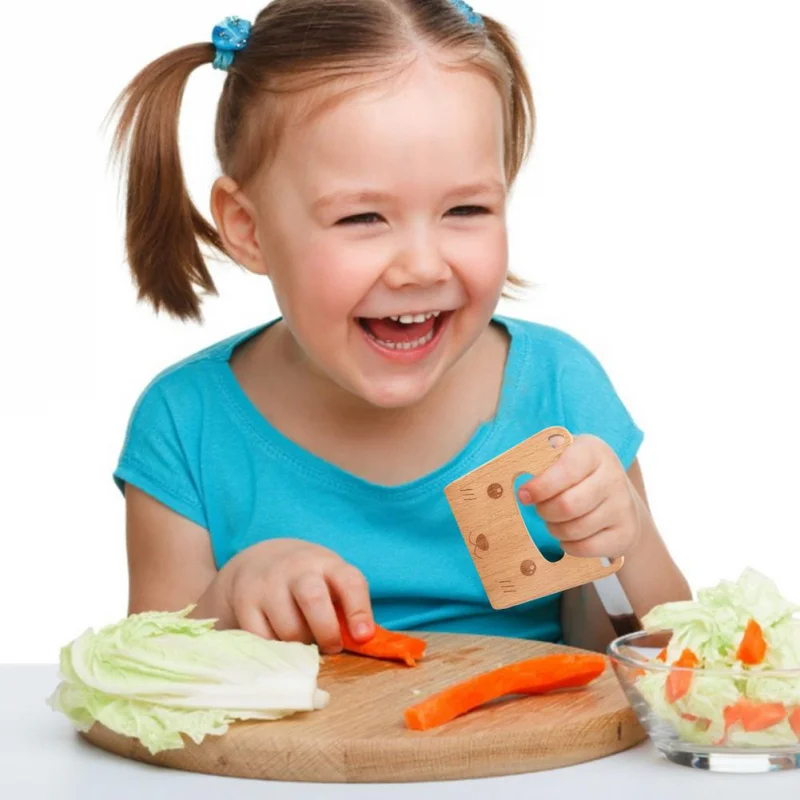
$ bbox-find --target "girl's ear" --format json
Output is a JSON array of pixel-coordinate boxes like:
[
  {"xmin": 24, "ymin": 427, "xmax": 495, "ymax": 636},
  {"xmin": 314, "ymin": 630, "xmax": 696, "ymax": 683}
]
[{"xmin": 210, "ymin": 176, "xmax": 269, "ymax": 276}]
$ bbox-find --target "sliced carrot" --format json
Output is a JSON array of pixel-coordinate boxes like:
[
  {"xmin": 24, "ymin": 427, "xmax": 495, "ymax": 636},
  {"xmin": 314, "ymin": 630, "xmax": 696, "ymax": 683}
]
[
  {"xmin": 723, "ymin": 698, "xmax": 786, "ymax": 732},
  {"xmin": 656, "ymin": 647, "xmax": 668, "ymax": 662},
  {"xmin": 741, "ymin": 701, "xmax": 786, "ymax": 732},
  {"xmin": 736, "ymin": 618, "xmax": 767, "ymax": 665},
  {"xmin": 335, "ymin": 606, "xmax": 426, "ymax": 667},
  {"xmin": 665, "ymin": 648, "xmax": 699, "ymax": 703},
  {"xmin": 724, "ymin": 702, "xmax": 743, "ymax": 731},
  {"xmin": 789, "ymin": 707, "xmax": 800, "ymax": 737},
  {"xmin": 404, "ymin": 653, "xmax": 606, "ymax": 731}
]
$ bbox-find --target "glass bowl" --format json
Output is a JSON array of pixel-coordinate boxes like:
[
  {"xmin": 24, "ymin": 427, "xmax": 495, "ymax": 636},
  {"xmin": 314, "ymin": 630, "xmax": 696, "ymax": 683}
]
[{"xmin": 608, "ymin": 630, "xmax": 800, "ymax": 772}]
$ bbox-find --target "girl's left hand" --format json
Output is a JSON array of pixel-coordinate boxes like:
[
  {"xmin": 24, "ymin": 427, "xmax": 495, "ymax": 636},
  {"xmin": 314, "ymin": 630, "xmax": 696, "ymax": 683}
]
[{"xmin": 517, "ymin": 434, "xmax": 643, "ymax": 560}]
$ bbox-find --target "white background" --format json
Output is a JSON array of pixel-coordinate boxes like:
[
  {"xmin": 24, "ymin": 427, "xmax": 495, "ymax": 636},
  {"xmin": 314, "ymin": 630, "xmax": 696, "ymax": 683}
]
[{"xmin": 2, "ymin": 1, "xmax": 798, "ymax": 663}]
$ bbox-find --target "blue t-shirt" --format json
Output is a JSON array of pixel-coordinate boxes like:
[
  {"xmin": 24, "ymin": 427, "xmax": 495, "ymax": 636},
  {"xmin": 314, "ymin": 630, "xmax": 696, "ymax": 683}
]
[{"xmin": 114, "ymin": 315, "xmax": 644, "ymax": 643}]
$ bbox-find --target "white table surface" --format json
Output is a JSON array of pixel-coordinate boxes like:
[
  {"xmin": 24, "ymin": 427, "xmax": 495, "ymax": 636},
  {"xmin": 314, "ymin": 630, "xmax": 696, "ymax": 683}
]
[{"xmin": 1, "ymin": 665, "xmax": 797, "ymax": 799}]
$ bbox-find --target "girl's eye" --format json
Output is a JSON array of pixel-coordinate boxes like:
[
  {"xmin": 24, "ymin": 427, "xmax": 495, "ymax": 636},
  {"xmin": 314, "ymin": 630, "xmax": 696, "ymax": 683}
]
[
  {"xmin": 335, "ymin": 206, "xmax": 490, "ymax": 225},
  {"xmin": 448, "ymin": 205, "xmax": 489, "ymax": 217},
  {"xmin": 336, "ymin": 212, "xmax": 383, "ymax": 225}
]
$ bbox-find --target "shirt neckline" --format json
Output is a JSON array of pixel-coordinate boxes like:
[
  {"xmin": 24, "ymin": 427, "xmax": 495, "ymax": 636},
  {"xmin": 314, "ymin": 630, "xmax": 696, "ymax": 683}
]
[{"xmin": 213, "ymin": 314, "xmax": 529, "ymax": 499}]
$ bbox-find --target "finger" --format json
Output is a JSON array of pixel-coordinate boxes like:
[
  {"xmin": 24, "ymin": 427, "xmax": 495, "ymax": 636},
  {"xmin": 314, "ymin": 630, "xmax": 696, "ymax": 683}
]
[
  {"xmin": 546, "ymin": 496, "xmax": 612, "ymax": 542},
  {"xmin": 327, "ymin": 563, "xmax": 374, "ymax": 641},
  {"xmin": 260, "ymin": 585, "xmax": 315, "ymax": 645},
  {"xmin": 234, "ymin": 597, "xmax": 277, "ymax": 640},
  {"xmin": 519, "ymin": 435, "xmax": 602, "ymax": 505},
  {"xmin": 290, "ymin": 574, "xmax": 342, "ymax": 653},
  {"xmin": 535, "ymin": 467, "xmax": 608, "ymax": 524},
  {"xmin": 561, "ymin": 526, "xmax": 624, "ymax": 559}
]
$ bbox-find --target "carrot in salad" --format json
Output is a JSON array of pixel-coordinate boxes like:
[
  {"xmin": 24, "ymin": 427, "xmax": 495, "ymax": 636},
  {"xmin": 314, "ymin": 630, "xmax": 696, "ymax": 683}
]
[
  {"xmin": 789, "ymin": 707, "xmax": 800, "ymax": 737},
  {"xmin": 723, "ymin": 698, "xmax": 787, "ymax": 732},
  {"xmin": 723, "ymin": 702, "xmax": 743, "ymax": 731},
  {"xmin": 656, "ymin": 647, "xmax": 668, "ymax": 662},
  {"xmin": 665, "ymin": 648, "xmax": 699, "ymax": 703},
  {"xmin": 736, "ymin": 618, "xmax": 767, "ymax": 665},
  {"xmin": 404, "ymin": 653, "xmax": 606, "ymax": 731},
  {"xmin": 743, "ymin": 702, "xmax": 786, "ymax": 732},
  {"xmin": 335, "ymin": 606, "xmax": 426, "ymax": 667}
]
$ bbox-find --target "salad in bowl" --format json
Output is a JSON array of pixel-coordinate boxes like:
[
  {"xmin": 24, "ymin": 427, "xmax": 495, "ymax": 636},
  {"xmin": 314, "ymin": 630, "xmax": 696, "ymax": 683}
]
[{"xmin": 608, "ymin": 568, "xmax": 800, "ymax": 771}]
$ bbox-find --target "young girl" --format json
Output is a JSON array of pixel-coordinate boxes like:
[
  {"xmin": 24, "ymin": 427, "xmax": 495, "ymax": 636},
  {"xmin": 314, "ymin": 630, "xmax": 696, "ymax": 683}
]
[{"xmin": 111, "ymin": 0, "xmax": 691, "ymax": 656}]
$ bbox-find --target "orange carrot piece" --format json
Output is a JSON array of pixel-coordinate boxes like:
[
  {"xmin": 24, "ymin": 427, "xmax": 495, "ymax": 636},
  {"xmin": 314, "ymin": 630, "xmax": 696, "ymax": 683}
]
[
  {"xmin": 335, "ymin": 607, "xmax": 426, "ymax": 667},
  {"xmin": 656, "ymin": 647, "xmax": 668, "ymax": 662},
  {"xmin": 724, "ymin": 702, "xmax": 743, "ymax": 731},
  {"xmin": 740, "ymin": 700, "xmax": 786, "ymax": 732},
  {"xmin": 404, "ymin": 653, "xmax": 606, "ymax": 731},
  {"xmin": 723, "ymin": 698, "xmax": 787, "ymax": 733},
  {"xmin": 665, "ymin": 648, "xmax": 699, "ymax": 703},
  {"xmin": 736, "ymin": 618, "xmax": 767, "ymax": 665},
  {"xmin": 789, "ymin": 707, "xmax": 800, "ymax": 737}
]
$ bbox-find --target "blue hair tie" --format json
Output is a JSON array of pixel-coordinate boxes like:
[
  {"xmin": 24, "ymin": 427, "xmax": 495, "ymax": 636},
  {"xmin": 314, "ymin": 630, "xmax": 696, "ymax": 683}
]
[
  {"xmin": 449, "ymin": 0, "xmax": 484, "ymax": 28},
  {"xmin": 212, "ymin": 16, "xmax": 252, "ymax": 70}
]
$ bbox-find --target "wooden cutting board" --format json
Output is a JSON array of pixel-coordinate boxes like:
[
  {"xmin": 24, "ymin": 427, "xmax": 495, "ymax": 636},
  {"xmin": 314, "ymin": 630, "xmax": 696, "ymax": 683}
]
[{"xmin": 80, "ymin": 632, "xmax": 647, "ymax": 782}]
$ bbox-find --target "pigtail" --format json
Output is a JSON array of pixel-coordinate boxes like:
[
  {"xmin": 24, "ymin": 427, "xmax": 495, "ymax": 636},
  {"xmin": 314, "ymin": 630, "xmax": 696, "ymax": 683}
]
[{"xmin": 108, "ymin": 44, "xmax": 224, "ymax": 321}]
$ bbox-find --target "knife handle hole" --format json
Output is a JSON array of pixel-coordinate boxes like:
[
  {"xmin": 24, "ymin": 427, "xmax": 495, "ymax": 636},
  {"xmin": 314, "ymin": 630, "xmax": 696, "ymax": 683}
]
[{"xmin": 514, "ymin": 473, "xmax": 564, "ymax": 563}]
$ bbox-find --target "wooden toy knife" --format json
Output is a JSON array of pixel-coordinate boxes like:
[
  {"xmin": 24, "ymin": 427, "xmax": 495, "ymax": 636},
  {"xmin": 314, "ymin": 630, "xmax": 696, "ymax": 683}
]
[{"xmin": 444, "ymin": 426, "xmax": 642, "ymax": 638}]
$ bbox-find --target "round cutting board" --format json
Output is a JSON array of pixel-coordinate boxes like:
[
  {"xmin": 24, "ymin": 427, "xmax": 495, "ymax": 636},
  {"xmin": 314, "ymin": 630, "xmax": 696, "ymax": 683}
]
[{"xmin": 80, "ymin": 632, "xmax": 647, "ymax": 782}]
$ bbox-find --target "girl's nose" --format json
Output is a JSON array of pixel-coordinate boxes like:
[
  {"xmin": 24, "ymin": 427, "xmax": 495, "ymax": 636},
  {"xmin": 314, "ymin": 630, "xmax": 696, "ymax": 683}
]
[{"xmin": 382, "ymin": 234, "xmax": 453, "ymax": 289}]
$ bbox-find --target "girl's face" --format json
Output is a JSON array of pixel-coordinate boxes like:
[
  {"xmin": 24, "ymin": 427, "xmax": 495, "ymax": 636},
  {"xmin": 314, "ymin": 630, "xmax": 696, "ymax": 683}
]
[{"xmin": 251, "ymin": 56, "xmax": 509, "ymax": 409}]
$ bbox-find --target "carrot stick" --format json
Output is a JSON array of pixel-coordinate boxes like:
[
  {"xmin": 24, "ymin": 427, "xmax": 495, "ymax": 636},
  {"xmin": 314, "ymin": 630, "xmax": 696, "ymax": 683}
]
[
  {"xmin": 335, "ymin": 606, "xmax": 426, "ymax": 667},
  {"xmin": 656, "ymin": 647, "xmax": 668, "ymax": 662},
  {"xmin": 736, "ymin": 618, "xmax": 767, "ymax": 665},
  {"xmin": 404, "ymin": 653, "xmax": 606, "ymax": 731},
  {"xmin": 665, "ymin": 648, "xmax": 699, "ymax": 703}
]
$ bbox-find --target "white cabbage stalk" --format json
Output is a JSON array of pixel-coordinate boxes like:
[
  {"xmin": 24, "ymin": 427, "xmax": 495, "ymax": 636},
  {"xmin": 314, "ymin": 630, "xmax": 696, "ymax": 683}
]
[{"xmin": 48, "ymin": 605, "xmax": 328, "ymax": 754}]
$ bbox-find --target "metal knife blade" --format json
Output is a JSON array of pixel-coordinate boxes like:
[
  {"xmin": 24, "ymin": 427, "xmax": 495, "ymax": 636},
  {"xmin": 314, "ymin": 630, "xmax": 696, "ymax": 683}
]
[{"xmin": 593, "ymin": 557, "xmax": 643, "ymax": 637}]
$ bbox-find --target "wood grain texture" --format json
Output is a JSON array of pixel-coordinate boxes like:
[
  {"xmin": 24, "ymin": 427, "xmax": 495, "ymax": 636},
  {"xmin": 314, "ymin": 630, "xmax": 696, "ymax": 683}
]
[
  {"xmin": 80, "ymin": 632, "xmax": 647, "ymax": 782},
  {"xmin": 444, "ymin": 426, "xmax": 623, "ymax": 609}
]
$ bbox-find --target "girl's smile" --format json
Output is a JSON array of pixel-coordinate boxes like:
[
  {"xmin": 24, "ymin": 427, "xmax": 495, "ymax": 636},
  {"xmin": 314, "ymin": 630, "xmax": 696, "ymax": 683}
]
[{"xmin": 357, "ymin": 308, "xmax": 454, "ymax": 364}]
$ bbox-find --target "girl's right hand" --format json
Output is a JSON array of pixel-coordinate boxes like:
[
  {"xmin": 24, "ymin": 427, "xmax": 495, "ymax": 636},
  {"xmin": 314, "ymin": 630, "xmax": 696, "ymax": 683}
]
[{"xmin": 218, "ymin": 538, "xmax": 375, "ymax": 653}]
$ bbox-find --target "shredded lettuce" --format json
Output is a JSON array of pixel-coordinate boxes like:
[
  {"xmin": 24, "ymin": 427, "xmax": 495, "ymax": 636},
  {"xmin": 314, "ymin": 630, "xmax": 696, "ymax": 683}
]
[
  {"xmin": 634, "ymin": 568, "xmax": 800, "ymax": 747},
  {"xmin": 48, "ymin": 606, "xmax": 329, "ymax": 754}
]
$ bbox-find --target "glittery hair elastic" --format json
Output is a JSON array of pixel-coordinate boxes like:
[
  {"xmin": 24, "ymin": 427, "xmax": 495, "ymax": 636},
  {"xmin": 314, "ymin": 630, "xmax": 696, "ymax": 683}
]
[
  {"xmin": 211, "ymin": 16, "xmax": 252, "ymax": 70},
  {"xmin": 449, "ymin": 0, "xmax": 484, "ymax": 27}
]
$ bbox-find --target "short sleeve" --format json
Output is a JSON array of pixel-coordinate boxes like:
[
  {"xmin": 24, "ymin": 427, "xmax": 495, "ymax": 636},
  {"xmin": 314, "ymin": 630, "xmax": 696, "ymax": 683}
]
[
  {"xmin": 113, "ymin": 382, "xmax": 208, "ymax": 529},
  {"xmin": 557, "ymin": 335, "xmax": 644, "ymax": 471}
]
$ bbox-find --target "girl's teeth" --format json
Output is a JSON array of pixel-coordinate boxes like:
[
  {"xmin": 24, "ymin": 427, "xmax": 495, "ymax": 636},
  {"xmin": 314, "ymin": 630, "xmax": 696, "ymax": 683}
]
[
  {"xmin": 372, "ymin": 327, "xmax": 436, "ymax": 350},
  {"xmin": 389, "ymin": 311, "xmax": 441, "ymax": 324}
]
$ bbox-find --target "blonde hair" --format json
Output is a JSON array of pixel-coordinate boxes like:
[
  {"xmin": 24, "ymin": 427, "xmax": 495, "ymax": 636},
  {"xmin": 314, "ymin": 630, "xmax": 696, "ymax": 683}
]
[{"xmin": 110, "ymin": 0, "xmax": 536, "ymax": 321}]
